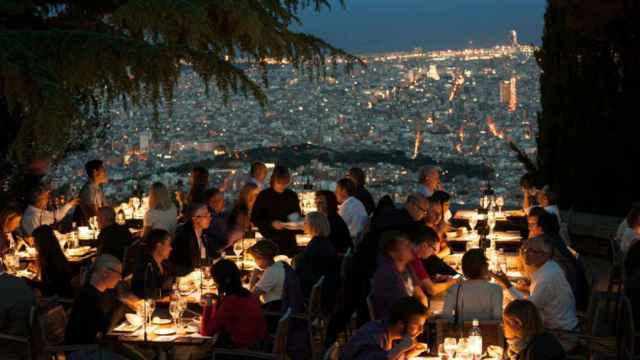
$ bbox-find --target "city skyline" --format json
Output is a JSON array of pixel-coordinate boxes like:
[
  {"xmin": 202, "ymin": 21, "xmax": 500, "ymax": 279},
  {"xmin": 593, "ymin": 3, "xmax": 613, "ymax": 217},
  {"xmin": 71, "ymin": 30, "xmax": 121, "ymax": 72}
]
[{"xmin": 296, "ymin": 0, "xmax": 545, "ymax": 54}]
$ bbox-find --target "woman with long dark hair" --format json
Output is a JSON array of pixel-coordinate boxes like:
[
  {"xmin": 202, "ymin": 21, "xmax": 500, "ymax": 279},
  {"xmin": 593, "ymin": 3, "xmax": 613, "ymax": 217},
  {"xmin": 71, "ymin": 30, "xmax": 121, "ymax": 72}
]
[
  {"xmin": 33, "ymin": 225, "xmax": 74, "ymax": 297},
  {"xmin": 200, "ymin": 259, "xmax": 267, "ymax": 348},
  {"xmin": 314, "ymin": 190, "xmax": 351, "ymax": 253}
]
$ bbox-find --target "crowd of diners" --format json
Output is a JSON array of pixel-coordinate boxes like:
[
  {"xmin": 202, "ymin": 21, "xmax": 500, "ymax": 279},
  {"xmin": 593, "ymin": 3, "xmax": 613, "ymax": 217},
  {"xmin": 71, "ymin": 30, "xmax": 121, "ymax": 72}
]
[{"xmin": 0, "ymin": 160, "xmax": 638, "ymax": 360}]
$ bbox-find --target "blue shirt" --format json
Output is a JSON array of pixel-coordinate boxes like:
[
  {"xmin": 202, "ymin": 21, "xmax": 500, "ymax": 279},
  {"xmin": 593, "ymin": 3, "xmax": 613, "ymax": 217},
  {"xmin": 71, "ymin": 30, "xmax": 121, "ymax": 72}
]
[{"xmin": 340, "ymin": 320, "xmax": 391, "ymax": 360}]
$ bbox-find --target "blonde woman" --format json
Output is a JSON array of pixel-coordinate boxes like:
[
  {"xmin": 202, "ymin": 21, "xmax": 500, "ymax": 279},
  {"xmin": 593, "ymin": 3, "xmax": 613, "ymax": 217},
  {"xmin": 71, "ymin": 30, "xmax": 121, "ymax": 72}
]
[
  {"xmin": 295, "ymin": 212, "xmax": 339, "ymax": 300},
  {"xmin": 503, "ymin": 299, "xmax": 565, "ymax": 360},
  {"xmin": 143, "ymin": 182, "xmax": 178, "ymax": 237}
]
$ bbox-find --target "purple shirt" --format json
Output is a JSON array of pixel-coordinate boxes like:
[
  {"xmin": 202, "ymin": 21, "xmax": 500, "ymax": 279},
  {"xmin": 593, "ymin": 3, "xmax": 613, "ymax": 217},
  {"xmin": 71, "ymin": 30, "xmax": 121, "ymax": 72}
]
[
  {"xmin": 371, "ymin": 255, "xmax": 414, "ymax": 320},
  {"xmin": 340, "ymin": 320, "xmax": 392, "ymax": 360}
]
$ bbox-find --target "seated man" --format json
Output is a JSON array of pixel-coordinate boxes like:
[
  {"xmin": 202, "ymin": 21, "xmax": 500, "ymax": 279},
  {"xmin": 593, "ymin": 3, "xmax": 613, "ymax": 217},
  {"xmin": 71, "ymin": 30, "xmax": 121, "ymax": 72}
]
[
  {"xmin": 409, "ymin": 226, "xmax": 457, "ymax": 296},
  {"xmin": 65, "ymin": 255, "xmax": 123, "ymax": 347},
  {"xmin": 341, "ymin": 296, "xmax": 428, "ymax": 360},
  {"xmin": 0, "ymin": 260, "xmax": 36, "ymax": 359},
  {"xmin": 443, "ymin": 249, "xmax": 503, "ymax": 321},
  {"xmin": 493, "ymin": 235, "xmax": 578, "ymax": 352},
  {"xmin": 372, "ymin": 231, "xmax": 427, "ymax": 320}
]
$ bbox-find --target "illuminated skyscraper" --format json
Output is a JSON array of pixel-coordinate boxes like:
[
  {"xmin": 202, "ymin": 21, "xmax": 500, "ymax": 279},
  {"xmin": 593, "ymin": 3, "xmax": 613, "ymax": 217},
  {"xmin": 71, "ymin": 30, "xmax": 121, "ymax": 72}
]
[
  {"xmin": 412, "ymin": 121, "xmax": 422, "ymax": 159},
  {"xmin": 511, "ymin": 30, "xmax": 518, "ymax": 47},
  {"xmin": 139, "ymin": 131, "xmax": 150, "ymax": 153},
  {"xmin": 499, "ymin": 76, "xmax": 517, "ymax": 112},
  {"xmin": 499, "ymin": 80, "xmax": 511, "ymax": 105},
  {"xmin": 427, "ymin": 64, "xmax": 440, "ymax": 80},
  {"xmin": 508, "ymin": 74, "xmax": 517, "ymax": 112}
]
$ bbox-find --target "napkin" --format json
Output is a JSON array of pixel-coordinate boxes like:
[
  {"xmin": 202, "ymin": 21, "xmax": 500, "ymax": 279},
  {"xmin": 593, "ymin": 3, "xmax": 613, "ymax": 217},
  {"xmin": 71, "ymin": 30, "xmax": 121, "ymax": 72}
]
[{"xmin": 125, "ymin": 313, "xmax": 143, "ymax": 327}]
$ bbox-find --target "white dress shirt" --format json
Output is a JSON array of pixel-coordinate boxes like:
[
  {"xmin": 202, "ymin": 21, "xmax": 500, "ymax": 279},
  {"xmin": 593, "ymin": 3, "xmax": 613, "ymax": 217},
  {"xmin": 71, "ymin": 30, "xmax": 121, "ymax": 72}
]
[
  {"xmin": 617, "ymin": 220, "xmax": 640, "ymax": 254},
  {"xmin": 21, "ymin": 204, "xmax": 75, "ymax": 235},
  {"xmin": 338, "ymin": 196, "xmax": 368, "ymax": 241},
  {"xmin": 506, "ymin": 260, "xmax": 578, "ymax": 331}
]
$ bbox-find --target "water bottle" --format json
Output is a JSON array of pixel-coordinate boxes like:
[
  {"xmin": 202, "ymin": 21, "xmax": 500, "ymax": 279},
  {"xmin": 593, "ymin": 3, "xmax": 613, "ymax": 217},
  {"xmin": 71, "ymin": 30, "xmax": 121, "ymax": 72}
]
[
  {"xmin": 71, "ymin": 222, "xmax": 78, "ymax": 248},
  {"xmin": 468, "ymin": 318, "xmax": 483, "ymax": 358}
]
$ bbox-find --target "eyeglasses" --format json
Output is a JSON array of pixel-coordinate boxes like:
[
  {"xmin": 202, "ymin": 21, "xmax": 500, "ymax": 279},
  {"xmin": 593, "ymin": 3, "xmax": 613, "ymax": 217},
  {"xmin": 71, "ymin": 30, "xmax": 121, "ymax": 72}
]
[{"xmin": 105, "ymin": 267, "xmax": 122, "ymax": 277}]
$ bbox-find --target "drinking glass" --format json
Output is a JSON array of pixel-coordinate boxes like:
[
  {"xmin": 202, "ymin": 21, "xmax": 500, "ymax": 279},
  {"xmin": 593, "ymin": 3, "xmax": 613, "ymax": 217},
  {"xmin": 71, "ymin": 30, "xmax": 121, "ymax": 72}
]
[
  {"xmin": 233, "ymin": 242, "xmax": 243, "ymax": 258},
  {"xmin": 468, "ymin": 212, "xmax": 478, "ymax": 234},
  {"xmin": 444, "ymin": 338, "xmax": 457, "ymax": 359},
  {"xmin": 169, "ymin": 300, "xmax": 181, "ymax": 327},
  {"xmin": 145, "ymin": 299, "xmax": 156, "ymax": 325},
  {"xmin": 496, "ymin": 196, "xmax": 504, "ymax": 214},
  {"xmin": 498, "ymin": 249, "xmax": 508, "ymax": 273},
  {"xmin": 487, "ymin": 212, "xmax": 496, "ymax": 236}
]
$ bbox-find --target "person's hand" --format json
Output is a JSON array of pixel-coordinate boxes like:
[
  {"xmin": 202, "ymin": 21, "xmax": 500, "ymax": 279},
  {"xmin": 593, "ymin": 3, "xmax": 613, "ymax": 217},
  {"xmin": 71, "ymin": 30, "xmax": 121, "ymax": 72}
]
[
  {"xmin": 175, "ymin": 191, "xmax": 185, "ymax": 204},
  {"xmin": 490, "ymin": 270, "xmax": 512, "ymax": 289},
  {"xmin": 394, "ymin": 334, "xmax": 416, "ymax": 353},
  {"xmin": 406, "ymin": 342, "xmax": 429, "ymax": 358},
  {"xmin": 271, "ymin": 221, "xmax": 285, "ymax": 230}
]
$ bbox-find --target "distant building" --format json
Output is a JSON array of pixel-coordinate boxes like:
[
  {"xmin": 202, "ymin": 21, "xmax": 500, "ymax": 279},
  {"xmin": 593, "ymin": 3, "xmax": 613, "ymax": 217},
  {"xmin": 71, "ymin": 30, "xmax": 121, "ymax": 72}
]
[
  {"xmin": 139, "ymin": 131, "xmax": 151, "ymax": 153},
  {"xmin": 499, "ymin": 75, "xmax": 517, "ymax": 112},
  {"xmin": 511, "ymin": 30, "xmax": 519, "ymax": 47}
]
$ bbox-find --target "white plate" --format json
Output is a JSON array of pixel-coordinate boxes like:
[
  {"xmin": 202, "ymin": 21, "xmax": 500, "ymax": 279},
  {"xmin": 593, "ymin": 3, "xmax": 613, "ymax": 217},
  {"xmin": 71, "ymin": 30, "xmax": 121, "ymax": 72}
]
[
  {"xmin": 154, "ymin": 328, "xmax": 176, "ymax": 335},
  {"xmin": 152, "ymin": 317, "xmax": 172, "ymax": 325},
  {"xmin": 185, "ymin": 325, "xmax": 198, "ymax": 334}
]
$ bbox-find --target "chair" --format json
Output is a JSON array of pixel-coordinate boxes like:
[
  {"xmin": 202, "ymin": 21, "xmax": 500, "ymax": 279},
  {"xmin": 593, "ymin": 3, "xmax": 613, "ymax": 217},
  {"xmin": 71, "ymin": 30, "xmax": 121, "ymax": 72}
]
[
  {"xmin": 366, "ymin": 292, "xmax": 375, "ymax": 321},
  {"xmin": 617, "ymin": 296, "xmax": 636, "ymax": 360},
  {"xmin": 306, "ymin": 276, "xmax": 327, "ymax": 354},
  {"xmin": 323, "ymin": 342, "xmax": 340, "ymax": 360},
  {"xmin": 123, "ymin": 238, "xmax": 144, "ymax": 277},
  {"xmin": 211, "ymin": 307, "xmax": 292, "ymax": 360},
  {"xmin": 435, "ymin": 319, "xmax": 504, "ymax": 353},
  {"xmin": 37, "ymin": 304, "xmax": 99, "ymax": 359},
  {"xmin": 0, "ymin": 306, "xmax": 36, "ymax": 360}
]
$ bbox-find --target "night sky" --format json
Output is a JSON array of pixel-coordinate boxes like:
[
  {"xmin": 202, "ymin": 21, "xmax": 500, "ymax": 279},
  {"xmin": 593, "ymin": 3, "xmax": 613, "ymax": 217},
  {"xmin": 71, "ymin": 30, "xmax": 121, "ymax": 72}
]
[{"xmin": 295, "ymin": 0, "xmax": 546, "ymax": 54}]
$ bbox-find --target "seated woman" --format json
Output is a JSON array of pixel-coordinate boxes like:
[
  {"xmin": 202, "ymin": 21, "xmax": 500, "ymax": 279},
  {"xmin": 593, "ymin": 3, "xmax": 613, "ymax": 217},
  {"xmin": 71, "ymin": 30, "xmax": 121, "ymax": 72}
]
[
  {"xmin": 131, "ymin": 229, "xmax": 174, "ymax": 299},
  {"xmin": 247, "ymin": 240, "xmax": 285, "ymax": 309},
  {"xmin": 443, "ymin": 249, "xmax": 503, "ymax": 321},
  {"xmin": 315, "ymin": 190, "xmax": 352, "ymax": 254},
  {"xmin": 200, "ymin": 259, "xmax": 268, "ymax": 348},
  {"xmin": 294, "ymin": 212, "xmax": 339, "ymax": 308},
  {"xmin": 503, "ymin": 299, "xmax": 565, "ymax": 360},
  {"xmin": 33, "ymin": 225, "xmax": 75, "ymax": 298},
  {"xmin": 224, "ymin": 205, "xmax": 251, "ymax": 252},
  {"xmin": 142, "ymin": 182, "xmax": 178, "ymax": 237}
]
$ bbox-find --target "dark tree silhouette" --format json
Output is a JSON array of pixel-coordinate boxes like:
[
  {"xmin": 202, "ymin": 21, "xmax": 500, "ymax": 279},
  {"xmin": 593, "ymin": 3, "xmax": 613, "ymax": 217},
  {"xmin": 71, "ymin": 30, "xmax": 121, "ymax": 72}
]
[
  {"xmin": 0, "ymin": 0, "xmax": 360, "ymax": 197},
  {"xmin": 536, "ymin": 0, "xmax": 640, "ymax": 216}
]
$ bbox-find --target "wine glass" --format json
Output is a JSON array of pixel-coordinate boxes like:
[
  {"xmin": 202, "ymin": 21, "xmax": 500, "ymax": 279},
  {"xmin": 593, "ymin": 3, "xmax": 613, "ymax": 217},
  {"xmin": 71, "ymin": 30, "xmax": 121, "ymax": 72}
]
[
  {"xmin": 233, "ymin": 242, "xmax": 243, "ymax": 259},
  {"xmin": 169, "ymin": 300, "xmax": 181, "ymax": 327},
  {"xmin": 145, "ymin": 299, "xmax": 156, "ymax": 325},
  {"xmin": 496, "ymin": 196, "xmax": 504, "ymax": 214},
  {"xmin": 487, "ymin": 212, "xmax": 496, "ymax": 236},
  {"xmin": 444, "ymin": 338, "xmax": 457, "ymax": 359},
  {"xmin": 498, "ymin": 249, "xmax": 508, "ymax": 273},
  {"xmin": 468, "ymin": 212, "xmax": 478, "ymax": 234},
  {"xmin": 178, "ymin": 277, "xmax": 192, "ymax": 296}
]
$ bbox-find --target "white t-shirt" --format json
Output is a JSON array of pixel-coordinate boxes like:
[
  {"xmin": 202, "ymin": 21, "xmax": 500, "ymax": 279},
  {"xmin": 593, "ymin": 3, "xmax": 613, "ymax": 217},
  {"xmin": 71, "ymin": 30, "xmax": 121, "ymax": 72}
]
[
  {"xmin": 443, "ymin": 280, "xmax": 503, "ymax": 321},
  {"xmin": 256, "ymin": 261, "xmax": 285, "ymax": 304},
  {"xmin": 338, "ymin": 196, "xmax": 368, "ymax": 241},
  {"xmin": 143, "ymin": 206, "xmax": 178, "ymax": 234}
]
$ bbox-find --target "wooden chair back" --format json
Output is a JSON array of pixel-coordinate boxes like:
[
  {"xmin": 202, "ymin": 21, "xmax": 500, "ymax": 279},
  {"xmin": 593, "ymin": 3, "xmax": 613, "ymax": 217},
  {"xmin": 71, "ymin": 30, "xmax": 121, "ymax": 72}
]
[
  {"xmin": 308, "ymin": 276, "xmax": 324, "ymax": 321},
  {"xmin": 323, "ymin": 342, "xmax": 340, "ymax": 360},
  {"xmin": 366, "ymin": 292, "xmax": 375, "ymax": 321},
  {"xmin": 435, "ymin": 319, "xmax": 504, "ymax": 353},
  {"xmin": 272, "ymin": 307, "xmax": 292, "ymax": 358},
  {"xmin": 37, "ymin": 305, "xmax": 67, "ymax": 347}
]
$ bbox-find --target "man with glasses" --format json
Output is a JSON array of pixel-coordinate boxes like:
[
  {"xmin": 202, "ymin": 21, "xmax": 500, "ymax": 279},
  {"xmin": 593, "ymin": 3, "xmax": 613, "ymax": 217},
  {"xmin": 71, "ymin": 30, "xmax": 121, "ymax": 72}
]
[
  {"xmin": 171, "ymin": 203, "xmax": 217, "ymax": 276},
  {"xmin": 65, "ymin": 255, "xmax": 125, "ymax": 358},
  {"xmin": 493, "ymin": 235, "xmax": 578, "ymax": 352},
  {"xmin": 409, "ymin": 227, "xmax": 457, "ymax": 296}
]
